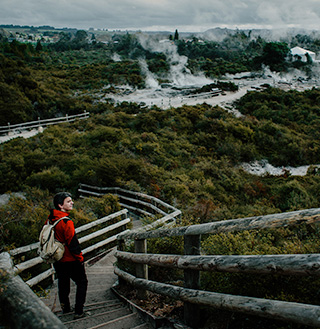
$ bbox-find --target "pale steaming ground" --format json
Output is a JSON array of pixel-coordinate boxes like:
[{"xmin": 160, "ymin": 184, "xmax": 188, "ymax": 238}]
[
  {"xmin": 2, "ymin": 41, "xmax": 320, "ymax": 176},
  {"xmin": 98, "ymin": 48, "xmax": 320, "ymax": 177},
  {"xmin": 241, "ymin": 160, "xmax": 320, "ymax": 177},
  {"xmin": 101, "ymin": 83, "xmax": 248, "ymax": 113}
]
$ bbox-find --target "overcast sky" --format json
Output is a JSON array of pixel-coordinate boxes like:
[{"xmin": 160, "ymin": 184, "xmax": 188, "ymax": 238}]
[{"xmin": 2, "ymin": 0, "xmax": 320, "ymax": 32}]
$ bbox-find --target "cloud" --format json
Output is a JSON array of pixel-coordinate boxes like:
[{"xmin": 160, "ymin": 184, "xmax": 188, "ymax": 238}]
[{"xmin": 1, "ymin": 0, "xmax": 320, "ymax": 31}]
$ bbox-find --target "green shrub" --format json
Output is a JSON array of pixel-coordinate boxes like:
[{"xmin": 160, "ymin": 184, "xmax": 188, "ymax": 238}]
[
  {"xmin": 200, "ymin": 225, "xmax": 320, "ymax": 305},
  {"xmin": 26, "ymin": 166, "xmax": 71, "ymax": 192}
]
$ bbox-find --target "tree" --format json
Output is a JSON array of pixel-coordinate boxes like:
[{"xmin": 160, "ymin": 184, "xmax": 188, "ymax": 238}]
[
  {"xmin": 35, "ymin": 40, "xmax": 42, "ymax": 51},
  {"xmin": 74, "ymin": 30, "xmax": 88, "ymax": 43},
  {"xmin": 260, "ymin": 42, "xmax": 290, "ymax": 71},
  {"xmin": 174, "ymin": 29, "xmax": 179, "ymax": 41}
]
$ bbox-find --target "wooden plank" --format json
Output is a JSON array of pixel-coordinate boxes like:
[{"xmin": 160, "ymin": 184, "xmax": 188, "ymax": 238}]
[
  {"xmin": 81, "ymin": 235, "xmax": 118, "ymax": 255},
  {"xmin": 114, "ymin": 267, "xmax": 320, "ymax": 327},
  {"xmin": 78, "ymin": 184, "xmax": 179, "ymax": 213},
  {"xmin": 9, "ymin": 242, "xmax": 39, "ymax": 256},
  {"xmin": 13, "ymin": 256, "xmax": 43, "ymax": 274},
  {"xmin": 115, "ymin": 187, "xmax": 178, "ymax": 212},
  {"xmin": 125, "ymin": 208, "xmax": 320, "ymax": 240},
  {"xmin": 9, "ymin": 210, "xmax": 128, "ymax": 257},
  {"xmin": 1, "ymin": 112, "xmax": 89, "ymax": 132},
  {"xmin": 75, "ymin": 209, "xmax": 128, "ymax": 233},
  {"xmin": 8, "ymin": 212, "xmax": 129, "ymax": 286},
  {"xmin": 115, "ymin": 252, "xmax": 320, "ymax": 276},
  {"xmin": 118, "ymin": 209, "xmax": 182, "ymax": 239},
  {"xmin": 79, "ymin": 187, "xmax": 168, "ymax": 215},
  {"xmin": 78, "ymin": 218, "xmax": 130, "ymax": 244},
  {"xmin": 0, "ymin": 253, "xmax": 65, "ymax": 328},
  {"xmin": 78, "ymin": 184, "xmax": 117, "ymax": 194},
  {"xmin": 119, "ymin": 203, "xmax": 154, "ymax": 217},
  {"xmin": 26, "ymin": 268, "xmax": 55, "ymax": 287},
  {"xmin": 77, "ymin": 188, "xmax": 104, "ymax": 197},
  {"xmin": 118, "ymin": 195, "xmax": 167, "ymax": 215}
]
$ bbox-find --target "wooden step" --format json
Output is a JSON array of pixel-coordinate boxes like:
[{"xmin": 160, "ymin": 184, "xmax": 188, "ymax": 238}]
[{"xmin": 41, "ymin": 249, "xmax": 156, "ymax": 329}]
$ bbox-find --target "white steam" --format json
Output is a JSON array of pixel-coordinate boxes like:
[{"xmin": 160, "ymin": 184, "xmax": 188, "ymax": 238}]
[
  {"xmin": 112, "ymin": 53, "xmax": 122, "ymax": 62},
  {"xmin": 137, "ymin": 36, "xmax": 214, "ymax": 87},
  {"xmin": 138, "ymin": 58, "xmax": 159, "ymax": 88}
]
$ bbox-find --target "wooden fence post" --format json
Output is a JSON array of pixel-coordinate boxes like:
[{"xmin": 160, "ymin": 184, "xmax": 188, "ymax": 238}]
[
  {"xmin": 184, "ymin": 234, "xmax": 201, "ymax": 328},
  {"xmin": 121, "ymin": 212, "xmax": 127, "ymax": 231},
  {"xmin": 135, "ymin": 239, "xmax": 148, "ymax": 299},
  {"xmin": 117, "ymin": 239, "xmax": 127, "ymax": 287}
]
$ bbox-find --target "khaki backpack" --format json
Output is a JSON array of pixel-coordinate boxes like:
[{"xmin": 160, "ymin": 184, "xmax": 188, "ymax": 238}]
[{"xmin": 38, "ymin": 217, "xmax": 66, "ymax": 263}]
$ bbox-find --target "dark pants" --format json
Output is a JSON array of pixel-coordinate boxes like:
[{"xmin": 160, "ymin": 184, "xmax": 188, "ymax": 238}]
[{"xmin": 54, "ymin": 261, "xmax": 88, "ymax": 314}]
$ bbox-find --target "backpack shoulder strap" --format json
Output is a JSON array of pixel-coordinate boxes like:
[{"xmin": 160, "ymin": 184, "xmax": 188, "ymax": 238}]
[{"xmin": 52, "ymin": 216, "xmax": 69, "ymax": 227}]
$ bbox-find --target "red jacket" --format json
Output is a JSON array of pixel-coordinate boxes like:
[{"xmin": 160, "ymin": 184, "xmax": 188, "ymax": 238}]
[{"xmin": 47, "ymin": 209, "xmax": 84, "ymax": 263}]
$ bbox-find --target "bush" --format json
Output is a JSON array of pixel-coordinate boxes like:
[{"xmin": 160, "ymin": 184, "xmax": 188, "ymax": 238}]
[
  {"xmin": 26, "ymin": 167, "xmax": 71, "ymax": 192},
  {"xmin": 200, "ymin": 225, "xmax": 320, "ymax": 306},
  {"xmin": 0, "ymin": 187, "xmax": 122, "ymax": 251}
]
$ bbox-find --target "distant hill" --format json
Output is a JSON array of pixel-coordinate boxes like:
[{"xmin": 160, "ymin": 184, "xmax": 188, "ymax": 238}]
[{"xmin": 202, "ymin": 27, "xmax": 320, "ymax": 42}]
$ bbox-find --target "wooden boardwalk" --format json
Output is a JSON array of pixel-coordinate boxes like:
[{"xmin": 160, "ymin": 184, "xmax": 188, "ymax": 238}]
[
  {"xmin": 40, "ymin": 248, "xmax": 154, "ymax": 329},
  {"xmin": 39, "ymin": 217, "xmax": 166, "ymax": 329}
]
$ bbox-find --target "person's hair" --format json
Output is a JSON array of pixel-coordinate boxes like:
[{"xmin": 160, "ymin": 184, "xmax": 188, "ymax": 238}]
[{"xmin": 53, "ymin": 192, "xmax": 72, "ymax": 210}]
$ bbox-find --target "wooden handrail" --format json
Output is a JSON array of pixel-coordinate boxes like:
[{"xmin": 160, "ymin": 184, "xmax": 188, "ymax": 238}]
[
  {"xmin": 0, "ymin": 208, "xmax": 130, "ymax": 328},
  {"xmin": 0, "ymin": 112, "xmax": 89, "ymax": 135},
  {"xmin": 78, "ymin": 184, "xmax": 180, "ymax": 216},
  {"xmin": 119, "ymin": 207, "xmax": 320, "ymax": 240},
  {"xmin": 0, "ymin": 253, "xmax": 66, "ymax": 329},
  {"xmin": 115, "ymin": 207, "xmax": 320, "ymax": 328},
  {"xmin": 115, "ymin": 251, "xmax": 320, "ymax": 276},
  {"xmin": 114, "ymin": 267, "xmax": 320, "ymax": 328},
  {"xmin": 4, "ymin": 186, "xmax": 320, "ymax": 328},
  {"xmin": 0, "ymin": 188, "xmax": 176, "ymax": 329},
  {"xmin": 8, "ymin": 209, "xmax": 129, "ymax": 286},
  {"xmin": 9, "ymin": 209, "xmax": 128, "ymax": 258}
]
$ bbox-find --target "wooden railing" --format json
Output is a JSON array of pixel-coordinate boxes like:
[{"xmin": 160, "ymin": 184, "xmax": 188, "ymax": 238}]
[
  {"xmin": 0, "ymin": 209, "xmax": 129, "ymax": 329},
  {"xmin": 115, "ymin": 207, "xmax": 320, "ymax": 328},
  {"xmin": 78, "ymin": 183, "xmax": 181, "ymax": 219},
  {"xmin": 5, "ymin": 186, "xmax": 320, "ymax": 328},
  {"xmin": 9, "ymin": 209, "xmax": 129, "ymax": 287},
  {"xmin": 0, "ymin": 111, "xmax": 89, "ymax": 135}
]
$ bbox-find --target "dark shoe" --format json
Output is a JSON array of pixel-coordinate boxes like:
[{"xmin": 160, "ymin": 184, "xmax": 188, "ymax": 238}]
[
  {"xmin": 61, "ymin": 303, "xmax": 72, "ymax": 314},
  {"xmin": 74, "ymin": 312, "xmax": 90, "ymax": 320},
  {"xmin": 62, "ymin": 307, "xmax": 72, "ymax": 314}
]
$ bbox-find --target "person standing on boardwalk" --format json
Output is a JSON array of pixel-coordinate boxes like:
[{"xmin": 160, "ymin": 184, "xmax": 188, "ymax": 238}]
[{"xmin": 47, "ymin": 192, "xmax": 88, "ymax": 319}]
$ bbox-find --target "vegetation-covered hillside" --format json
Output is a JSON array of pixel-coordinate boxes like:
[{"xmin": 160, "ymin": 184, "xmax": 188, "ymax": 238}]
[
  {"xmin": 2, "ymin": 93, "xmax": 320, "ymax": 221},
  {"xmin": 0, "ymin": 28, "xmax": 315, "ymax": 125},
  {"xmin": 1, "ymin": 29, "xmax": 320, "ymax": 328},
  {"xmin": 1, "ymin": 28, "xmax": 320, "ymax": 243}
]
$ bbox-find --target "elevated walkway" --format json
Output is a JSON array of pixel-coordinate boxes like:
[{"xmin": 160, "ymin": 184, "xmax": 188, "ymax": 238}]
[
  {"xmin": 2, "ymin": 190, "xmax": 320, "ymax": 328},
  {"xmin": 41, "ymin": 248, "xmax": 154, "ymax": 329}
]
